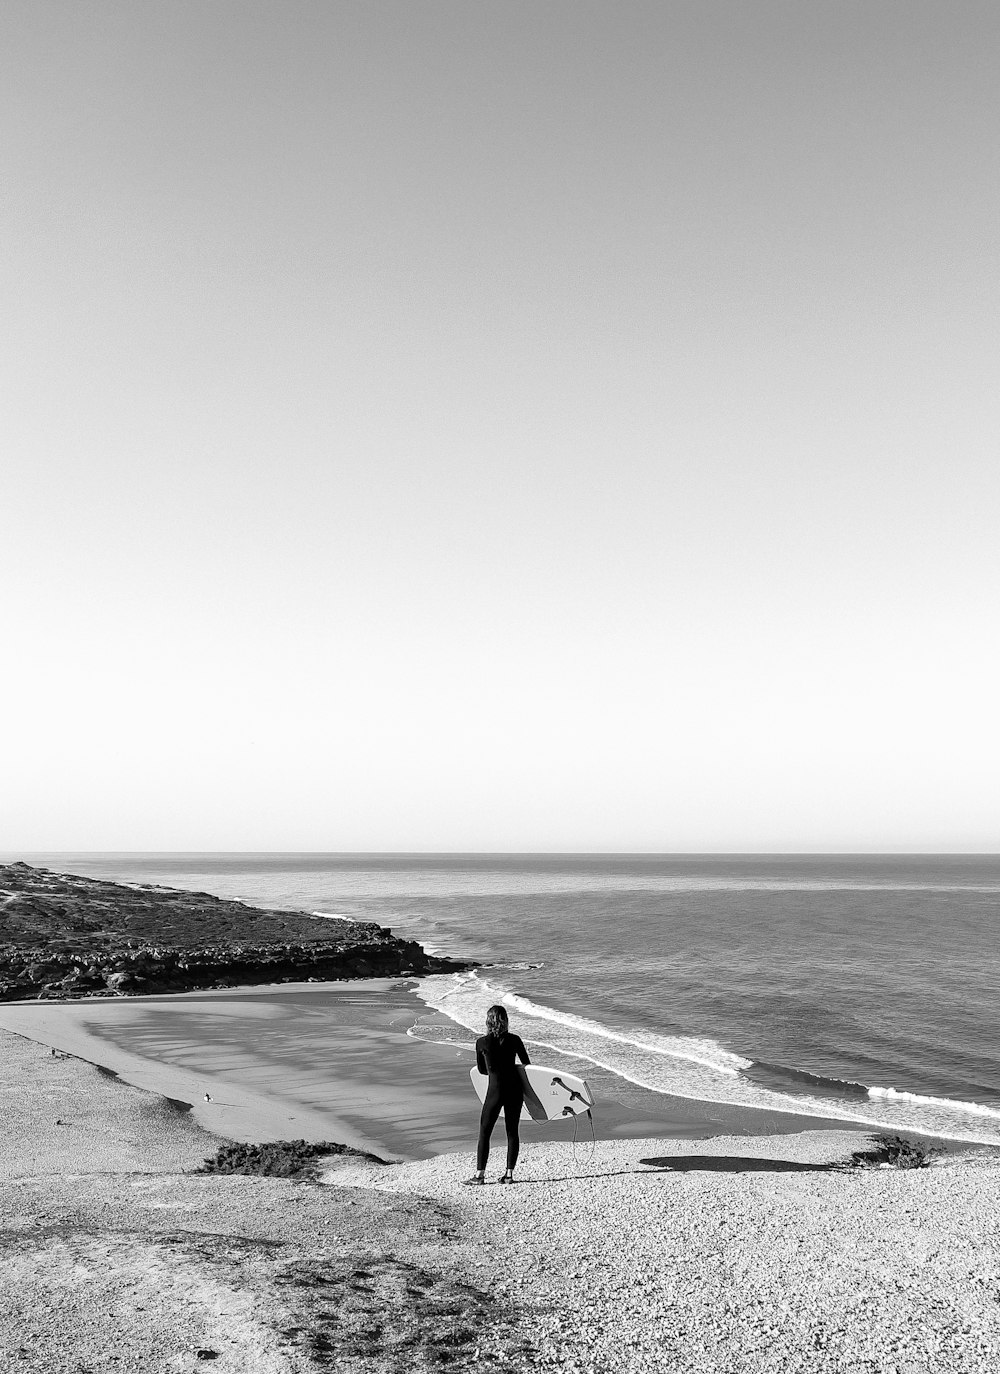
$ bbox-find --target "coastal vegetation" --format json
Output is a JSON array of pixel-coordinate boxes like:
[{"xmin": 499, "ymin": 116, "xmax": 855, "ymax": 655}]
[
  {"xmin": 0, "ymin": 861, "xmax": 472, "ymax": 1001},
  {"xmin": 848, "ymin": 1132, "xmax": 938, "ymax": 1169},
  {"xmin": 196, "ymin": 1139, "xmax": 386, "ymax": 1179}
]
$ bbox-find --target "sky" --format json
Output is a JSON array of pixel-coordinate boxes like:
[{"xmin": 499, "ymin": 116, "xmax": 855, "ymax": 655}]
[{"xmin": 3, "ymin": 2, "xmax": 999, "ymax": 852}]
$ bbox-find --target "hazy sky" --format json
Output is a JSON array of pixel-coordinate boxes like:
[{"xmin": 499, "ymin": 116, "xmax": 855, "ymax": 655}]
[{"xmin": 3, "ymin": 2, "xmax": 998, "ymax": 851}]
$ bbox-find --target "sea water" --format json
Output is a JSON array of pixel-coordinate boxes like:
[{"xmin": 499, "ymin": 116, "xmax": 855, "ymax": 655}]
[{"xmin": 21, "ymin": 853, "xmax": 1000, "ymax": 1145}]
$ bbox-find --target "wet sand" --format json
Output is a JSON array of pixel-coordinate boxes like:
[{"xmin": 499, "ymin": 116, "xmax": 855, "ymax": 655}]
[{"xmin": 0, "ymin": 978, "xmax": 864, "ymax": 1162}]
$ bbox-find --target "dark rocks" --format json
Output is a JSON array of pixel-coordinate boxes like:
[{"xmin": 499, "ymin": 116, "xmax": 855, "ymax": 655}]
[
  {"xmin": 105, "ymin": 971, "xmax": 149, "ymax": 994},
  {"xmin": 0, "ymin": 981, "xmax": 33, "ymax": 1001},
  {"xmin": 60, "ymin": 970, "xmax": 106, "ymax": 991}
]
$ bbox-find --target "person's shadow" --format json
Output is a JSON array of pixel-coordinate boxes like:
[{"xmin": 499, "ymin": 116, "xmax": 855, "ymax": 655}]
[
  {"xmin": 506, "ymin": 1156, "xmax": 842, "ymax": 1184},
  {"xmin": 639, "ymin": 1155, "xmax": 839, "ymax": 1174}
]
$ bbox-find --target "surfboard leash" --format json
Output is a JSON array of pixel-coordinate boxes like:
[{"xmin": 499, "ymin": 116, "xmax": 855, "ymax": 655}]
[{"xmin": 571, "ymin": 1106, "xmax": 597, "ymax": 1169}]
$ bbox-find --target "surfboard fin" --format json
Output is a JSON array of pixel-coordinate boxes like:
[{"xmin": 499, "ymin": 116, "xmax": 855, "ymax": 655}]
[{"xmin": 552, "ymin": 1076, "xmax": 590, "ymax": 1106}]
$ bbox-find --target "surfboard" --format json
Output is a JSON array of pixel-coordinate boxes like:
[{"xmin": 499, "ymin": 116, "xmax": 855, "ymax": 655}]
[{"xmin": 470, "ymin": 1063, "xmax": 594, "ymax": 1123}]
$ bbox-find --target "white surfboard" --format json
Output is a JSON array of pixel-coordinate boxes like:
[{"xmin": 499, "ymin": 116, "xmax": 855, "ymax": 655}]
[{"xmin": 470, "ymin": 1063, "xmax": 594, "ymax": 1123}]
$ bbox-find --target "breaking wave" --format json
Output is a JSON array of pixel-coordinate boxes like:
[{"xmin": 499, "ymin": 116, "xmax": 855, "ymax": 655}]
[
  {"xmin": 412, "ymin": 970, "xmax": 1000, "ymax": 1146},
  {"xmin": 866, "ymin": 1085, "xmax": 1000, "ymax": 1121}
]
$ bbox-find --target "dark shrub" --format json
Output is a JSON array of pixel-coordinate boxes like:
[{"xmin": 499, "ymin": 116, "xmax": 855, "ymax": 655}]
[
  {"xmin": 849, "ymin": 1133, "xmax": 937, "ymax": 1170},
  {"xmin": 195, "ymin": 1139, "xmax": 385, "ymax": 1180}
]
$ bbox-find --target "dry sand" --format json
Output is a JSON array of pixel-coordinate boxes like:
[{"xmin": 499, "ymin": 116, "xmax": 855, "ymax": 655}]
[
  {"xmin": 3, "ymin": 1024, "xmax": 1000, "ymax": 1373},
  {"xmin": 0, "ymin": 982, "xmax": 443, "ymax": 1157},
  {"xmin": 329, "ymin": 1137, "xmax": 1000, "ymax": 1372}
]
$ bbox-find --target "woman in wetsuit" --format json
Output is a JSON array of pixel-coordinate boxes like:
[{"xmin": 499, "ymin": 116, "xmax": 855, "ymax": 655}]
[{"xmin": 465, "ymin": 1004, "xmax": 530, "ymax": 1185}]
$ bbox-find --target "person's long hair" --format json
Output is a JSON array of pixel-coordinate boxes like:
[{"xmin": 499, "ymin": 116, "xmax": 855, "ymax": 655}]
[{"xmin": 485, "ymin": 1004, "xmax": 509, "ymax": 1041}]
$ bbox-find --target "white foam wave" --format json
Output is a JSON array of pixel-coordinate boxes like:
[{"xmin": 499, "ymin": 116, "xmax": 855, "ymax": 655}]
[
  {"xmin": 311, "ymin": 910, "xmax": 354, "ymax": 922},
  {"xmin": 653, "ymin": 881, "xmax": 1000, "ymax": 894},
  {"xmin": 500, "ymin": 991, "xmax": 751, "ymax": 1075},
  {"xmin": 413, "ymin": 970, "xmax": 1000, "ymax": 1146},
  {"xmin": 406, "ymin": 1023, "xmax": 477, "ymax": 1051},
  {"xmin": 415, "ymin": 971, "xmax": 752, "ymax": 1083},
  {"xmin": 867, "ymin": 1085, "xmax": 1000, "ymax": 1121}
]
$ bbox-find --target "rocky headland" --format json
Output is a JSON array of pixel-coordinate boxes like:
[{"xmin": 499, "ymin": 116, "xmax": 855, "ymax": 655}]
[{"xmin": 0, "ymin": 862, "xmax": 473, "ymax": 1001}]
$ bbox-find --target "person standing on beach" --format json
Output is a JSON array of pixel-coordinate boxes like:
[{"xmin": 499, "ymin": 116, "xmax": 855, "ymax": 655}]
[{"xmin": 465, "ymin": 1004, "xmax": 530, "ymax": 1185}]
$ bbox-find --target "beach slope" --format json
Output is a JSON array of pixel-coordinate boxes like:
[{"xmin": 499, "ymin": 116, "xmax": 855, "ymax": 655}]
[
  {"xmin": 0, "ymin": 1027, "xmax": 527, "ymax": 1372},
  {"xmin": 4, "ymin": 1026, "xmax": 1000, "ymax": 1372}
]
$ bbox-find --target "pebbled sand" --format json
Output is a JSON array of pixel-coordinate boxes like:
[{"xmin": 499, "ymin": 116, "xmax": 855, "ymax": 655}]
[
  {"xmin": 4, "ymin": 1025, "xmax": 1000, "ymax": 1373},
  {"xmin": 324, "ymin": 1137, "xmax": 1000, "ymax": 1372}
]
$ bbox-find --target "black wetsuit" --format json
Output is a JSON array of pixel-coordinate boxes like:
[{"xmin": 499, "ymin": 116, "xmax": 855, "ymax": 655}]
[{"xmin": 475, "ymin": 1032, "xmax": 530, "ymax": 1172}]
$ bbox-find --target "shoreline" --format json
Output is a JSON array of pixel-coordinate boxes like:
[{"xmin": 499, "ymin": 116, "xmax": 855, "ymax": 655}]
[
  {"xmin": 4, "ymin": 859, "xmax": 997, "ymax": 1155},
  {"xmin": 0, "ymin": 976, "xmax": 961, "ymax": 1163}
]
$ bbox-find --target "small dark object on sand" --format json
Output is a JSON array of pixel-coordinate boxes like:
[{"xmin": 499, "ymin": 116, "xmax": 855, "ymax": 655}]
[{"xmin": 195, "ymin": 1351, "xmax": 219, "ymax": 1361}]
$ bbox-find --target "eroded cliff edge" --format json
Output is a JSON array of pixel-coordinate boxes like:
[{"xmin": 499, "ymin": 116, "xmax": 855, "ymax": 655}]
[{"xmin": 0, "ymin": 862, "xmax": 473, "ymax": 1000}]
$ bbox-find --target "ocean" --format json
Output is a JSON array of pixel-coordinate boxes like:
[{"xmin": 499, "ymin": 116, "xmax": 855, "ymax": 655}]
[{"xmin": 21, "ymin": 853, "xmax": 1000, "ymax": 1146}]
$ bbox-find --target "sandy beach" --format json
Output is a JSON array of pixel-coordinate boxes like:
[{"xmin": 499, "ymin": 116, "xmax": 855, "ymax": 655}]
[
  {"xmin": 0, "ymin": 979, "xmax": 872, "ymax": 1164},
  {"xmin": 4, "ymin": 1015, "xmax": 1000, "ymax": 1373}
]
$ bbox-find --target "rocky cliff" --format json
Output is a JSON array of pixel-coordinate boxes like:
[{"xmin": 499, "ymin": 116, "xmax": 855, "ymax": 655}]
[{"xmin": 0, "ymin": 862, "xmax": 472, "ymax": 1000}]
